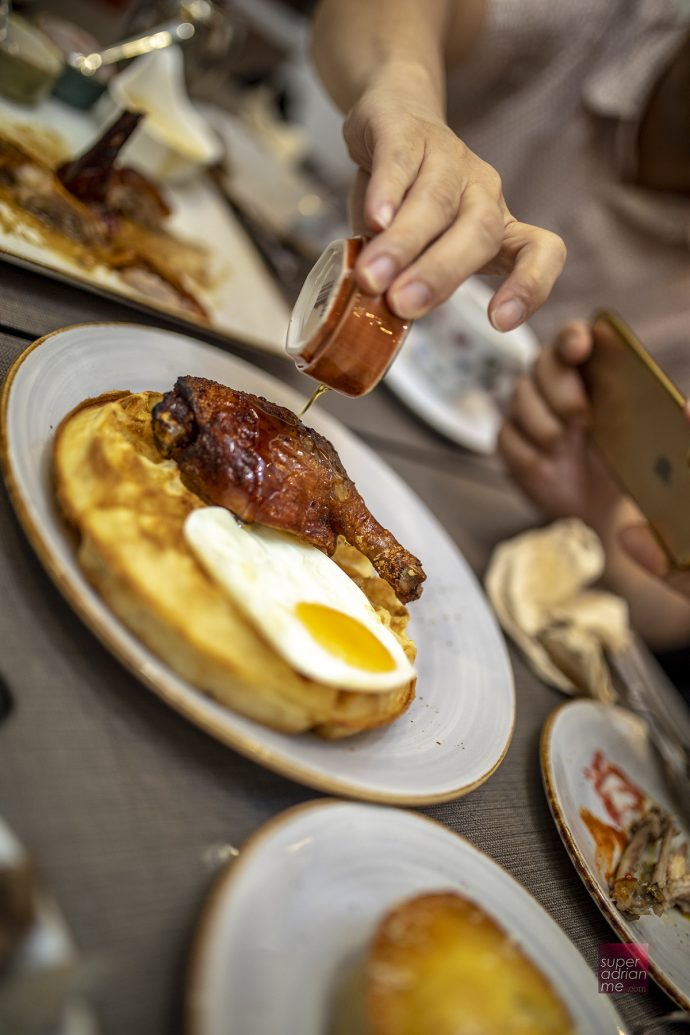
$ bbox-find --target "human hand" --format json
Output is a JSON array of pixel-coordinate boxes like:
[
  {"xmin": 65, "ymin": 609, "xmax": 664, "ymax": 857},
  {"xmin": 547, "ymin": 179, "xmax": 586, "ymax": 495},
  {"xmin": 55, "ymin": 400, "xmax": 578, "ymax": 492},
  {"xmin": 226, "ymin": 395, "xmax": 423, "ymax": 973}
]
[
  {"xmin": 498, "ymin": 321, "xmax": 622, "ymax": 527},
  {"xmin": 500, "ymin": 324, "xmax": 690, "ymax": 643},
  {"xmin": 344, "ymin": 88, "xmax": 566, "ymax": 329},
  {"xmin": 617, "ymin": 400, "xmax": 690, "ymax": 600}
]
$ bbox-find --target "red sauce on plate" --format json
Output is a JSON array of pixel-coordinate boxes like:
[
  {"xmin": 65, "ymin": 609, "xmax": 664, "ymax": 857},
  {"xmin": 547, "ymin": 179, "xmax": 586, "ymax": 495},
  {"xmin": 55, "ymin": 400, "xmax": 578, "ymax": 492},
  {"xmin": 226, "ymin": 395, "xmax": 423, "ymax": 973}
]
[{"xmin": 583, "ymin": 750, "xmax": 645, "ymax": 826}]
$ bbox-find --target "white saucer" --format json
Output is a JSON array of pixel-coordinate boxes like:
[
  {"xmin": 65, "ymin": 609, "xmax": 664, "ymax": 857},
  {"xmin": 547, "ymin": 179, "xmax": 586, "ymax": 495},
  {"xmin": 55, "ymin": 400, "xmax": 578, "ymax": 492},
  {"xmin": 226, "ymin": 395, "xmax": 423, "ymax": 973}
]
[{"xmin": 385, "ymin": 277, "xmax": 538, "ymax": 453}]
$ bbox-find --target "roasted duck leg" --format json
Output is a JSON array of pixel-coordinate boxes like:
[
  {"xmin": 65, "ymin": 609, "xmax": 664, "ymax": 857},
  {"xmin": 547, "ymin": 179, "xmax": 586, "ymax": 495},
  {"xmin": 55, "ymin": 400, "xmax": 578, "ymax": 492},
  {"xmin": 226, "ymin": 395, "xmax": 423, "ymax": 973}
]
[
  {"xmin": 57, "ymin": 110, "xmax": 171, "ymax": 229},
  {"xmin": 152, "ymin": 376, "xmax": 426, "ymax": 602},
  {"xmin": 57, "ymin": 111, "xmax": 143, "ymax": 204}
]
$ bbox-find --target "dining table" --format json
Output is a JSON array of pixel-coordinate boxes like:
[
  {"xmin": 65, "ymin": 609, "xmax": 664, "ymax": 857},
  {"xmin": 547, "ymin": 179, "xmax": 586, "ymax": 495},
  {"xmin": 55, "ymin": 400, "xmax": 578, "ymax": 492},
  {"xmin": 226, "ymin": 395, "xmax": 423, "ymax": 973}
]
[{"xmin": 0, "ymin": 255, "xmax": 683, "ymax": 1035}]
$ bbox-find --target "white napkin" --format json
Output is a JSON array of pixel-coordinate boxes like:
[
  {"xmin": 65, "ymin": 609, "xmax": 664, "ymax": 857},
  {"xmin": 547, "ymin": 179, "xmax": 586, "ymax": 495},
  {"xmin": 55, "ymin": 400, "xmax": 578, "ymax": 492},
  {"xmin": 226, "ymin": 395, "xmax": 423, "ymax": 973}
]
[{"xmin": 485, "ymin": 518, "xmax": 631, "ymax": 702}]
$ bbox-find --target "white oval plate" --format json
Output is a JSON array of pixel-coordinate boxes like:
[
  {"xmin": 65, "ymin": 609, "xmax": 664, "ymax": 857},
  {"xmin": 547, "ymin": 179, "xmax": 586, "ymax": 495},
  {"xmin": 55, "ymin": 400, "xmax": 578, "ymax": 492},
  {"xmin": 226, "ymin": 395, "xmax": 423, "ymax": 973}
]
[
  {"xmin": 0, "ymin": 323, "xmax": 514, "ymax": 804},
  {"xmin": 0, "ymin": 815, "xmax": 97, "ymax": 1035},
  {"xmin": 385, "ymin": 277, "xmax": 538, "ymax": 454},
  {"xmin": 186, "ymin": 800, "xmax": 626, "ymax": 1035},
  {"xmin": 542, "ymin": 699, "xmax": 690, "ymax": 1009},
  {"xmin": 0, "ymin": 96, "xmax": 290, "ymax": 355}
]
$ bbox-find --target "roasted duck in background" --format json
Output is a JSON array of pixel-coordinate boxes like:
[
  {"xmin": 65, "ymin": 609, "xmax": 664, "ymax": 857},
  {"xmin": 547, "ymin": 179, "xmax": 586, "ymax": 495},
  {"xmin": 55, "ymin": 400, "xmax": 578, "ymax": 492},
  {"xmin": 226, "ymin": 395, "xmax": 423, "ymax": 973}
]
[
  {"xmin": 152, "ymin": 376, "xmax": 426, "ymax": 603},
  {"xmin": 57, "ymin": 111, "xmax": 144, "ymax": 205},
  {"xmin": 0, "ymin": 112, "xmax": 207, "ymax": 318},
  {"xmin": 57, "ymin": 110, "xmax": 171, "ymax": 228}
]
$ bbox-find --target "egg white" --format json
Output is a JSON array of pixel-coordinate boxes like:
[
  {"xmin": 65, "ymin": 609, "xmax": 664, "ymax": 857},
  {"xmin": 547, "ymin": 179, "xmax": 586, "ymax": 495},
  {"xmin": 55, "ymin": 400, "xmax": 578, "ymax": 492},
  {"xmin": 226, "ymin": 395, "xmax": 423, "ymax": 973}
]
[{"xmin": 184, "ymin": 507, "xmax": 415, "ymax": 693}]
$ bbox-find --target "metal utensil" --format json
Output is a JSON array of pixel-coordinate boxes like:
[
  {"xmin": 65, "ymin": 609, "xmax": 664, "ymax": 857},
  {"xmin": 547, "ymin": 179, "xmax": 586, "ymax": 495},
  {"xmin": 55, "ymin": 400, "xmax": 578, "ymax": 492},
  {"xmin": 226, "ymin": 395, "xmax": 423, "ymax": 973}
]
[
  {"xmin": 68, "ymin": 2, "xmax": 216, "ymax": 76},
  {"xmin": 69, "ymin": 21, "xmax": 195, "ymax": 76},
  {"xmin": 609, "ymin": 641, "xmax": 690, "ymax": 832}
]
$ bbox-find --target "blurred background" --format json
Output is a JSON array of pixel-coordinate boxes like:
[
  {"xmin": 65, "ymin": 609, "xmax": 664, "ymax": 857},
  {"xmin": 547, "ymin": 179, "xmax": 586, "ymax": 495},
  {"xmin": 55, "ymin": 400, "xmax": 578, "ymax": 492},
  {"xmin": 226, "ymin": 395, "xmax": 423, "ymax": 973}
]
[{"xmin": 12, "ymin": 0, "xmax": 353, "ymax": 188}]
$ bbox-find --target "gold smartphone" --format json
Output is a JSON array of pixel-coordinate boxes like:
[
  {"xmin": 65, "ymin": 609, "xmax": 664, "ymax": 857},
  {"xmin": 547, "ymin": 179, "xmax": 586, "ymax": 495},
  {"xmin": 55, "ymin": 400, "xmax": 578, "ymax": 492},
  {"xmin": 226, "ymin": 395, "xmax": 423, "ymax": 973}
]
[{"xmin": 582, "ymin": 310, "xmax": 690, "ymax": 569}]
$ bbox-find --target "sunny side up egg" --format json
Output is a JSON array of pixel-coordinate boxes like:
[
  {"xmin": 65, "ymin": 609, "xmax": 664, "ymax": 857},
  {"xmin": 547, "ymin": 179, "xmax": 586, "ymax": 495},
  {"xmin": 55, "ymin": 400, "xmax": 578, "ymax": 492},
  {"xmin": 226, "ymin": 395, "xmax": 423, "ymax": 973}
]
[{"xmin": 184, "ymin": 508, "xmax": 416, "ymax": 693}]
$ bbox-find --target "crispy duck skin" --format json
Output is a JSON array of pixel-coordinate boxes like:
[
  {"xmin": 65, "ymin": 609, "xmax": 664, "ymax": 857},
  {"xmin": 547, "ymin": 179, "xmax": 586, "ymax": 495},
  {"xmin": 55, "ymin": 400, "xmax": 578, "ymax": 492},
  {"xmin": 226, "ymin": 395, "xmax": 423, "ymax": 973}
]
[
  {"xmin": 106, "ymin": 166, "xmax": 171, "ymax": 228},
  {"xmin": 57, "ymin": 111, "xmax": 170, "ymax": 230},
  {"xmin": 57, "ymin": 111, "xmax": 144, "ymax": 205},
  {"xmin": 152, "ymin": 376, "xmax": 426, "ymax": 602}
]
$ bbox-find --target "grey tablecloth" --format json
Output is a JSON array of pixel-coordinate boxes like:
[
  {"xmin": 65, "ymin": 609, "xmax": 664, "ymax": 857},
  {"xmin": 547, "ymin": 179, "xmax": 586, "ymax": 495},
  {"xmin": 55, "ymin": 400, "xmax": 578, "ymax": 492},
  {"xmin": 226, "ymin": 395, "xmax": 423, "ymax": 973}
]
[{"xmin": 0, "ymin": 260, "xmax": 678, "ymax": 1034}]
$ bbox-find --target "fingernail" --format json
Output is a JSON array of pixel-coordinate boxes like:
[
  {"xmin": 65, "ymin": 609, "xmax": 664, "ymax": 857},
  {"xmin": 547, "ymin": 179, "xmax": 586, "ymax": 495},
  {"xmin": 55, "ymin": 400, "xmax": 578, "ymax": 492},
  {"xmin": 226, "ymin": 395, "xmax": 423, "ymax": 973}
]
[
  {"xmin": 390, "ymin": 281, "xmax": 431, "ymax": 318},
  {"xmin": 361, "ymin": 254, "xmax": 397, "ymax": 293},
  {"xmin": 491, "ymin": 299, "xmax": 526, "ymax": 332},
  {"xmin": 375, "ymin": 203, "xmax": 395, "ymax": 230}
]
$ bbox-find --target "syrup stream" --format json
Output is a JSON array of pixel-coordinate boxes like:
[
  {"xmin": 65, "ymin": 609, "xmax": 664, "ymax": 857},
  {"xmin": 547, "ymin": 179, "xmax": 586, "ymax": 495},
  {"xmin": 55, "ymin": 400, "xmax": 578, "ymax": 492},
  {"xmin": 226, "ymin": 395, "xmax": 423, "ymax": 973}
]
[{"xmin": 299, "ymin": 383, "xmax": 330, "ymax": 417}]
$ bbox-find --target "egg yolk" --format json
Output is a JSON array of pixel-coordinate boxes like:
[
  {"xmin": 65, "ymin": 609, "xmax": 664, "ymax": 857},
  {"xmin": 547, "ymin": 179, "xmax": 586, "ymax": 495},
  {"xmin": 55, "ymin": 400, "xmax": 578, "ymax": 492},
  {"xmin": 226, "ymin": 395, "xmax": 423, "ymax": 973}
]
[{"xmin": 295, "ymin": 602, "xmax": 397, "ymax": 673}]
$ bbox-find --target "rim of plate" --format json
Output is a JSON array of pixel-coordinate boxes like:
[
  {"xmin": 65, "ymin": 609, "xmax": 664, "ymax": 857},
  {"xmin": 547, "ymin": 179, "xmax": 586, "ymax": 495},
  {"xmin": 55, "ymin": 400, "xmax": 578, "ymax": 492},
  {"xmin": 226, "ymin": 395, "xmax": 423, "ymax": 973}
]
[
  {"xmin": 0, "ymin": 249, "xmax": 284, "ymax": 355},
  {"xmin": 540, "ymin": 699, "xmax": 690, "ymax": 1011},
  {"xmin": 184, "ymin": 798, "xmax": 626, "ymax": 1035},
  {"xmin": 0, "ymin": 324, "xmax": 514, "ymax": 806},
  {"xmin": 385, "ymin": 277, "xmax": 538, "ymax": 454}
]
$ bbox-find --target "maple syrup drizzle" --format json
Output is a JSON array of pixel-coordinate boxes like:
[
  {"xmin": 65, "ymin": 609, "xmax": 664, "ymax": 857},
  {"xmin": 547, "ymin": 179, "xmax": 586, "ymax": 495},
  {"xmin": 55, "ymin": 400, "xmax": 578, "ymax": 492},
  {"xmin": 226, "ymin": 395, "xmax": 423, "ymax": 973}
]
[{"xmin": 299, "ymin": 383, "xmax": 330, "ymax": 417}]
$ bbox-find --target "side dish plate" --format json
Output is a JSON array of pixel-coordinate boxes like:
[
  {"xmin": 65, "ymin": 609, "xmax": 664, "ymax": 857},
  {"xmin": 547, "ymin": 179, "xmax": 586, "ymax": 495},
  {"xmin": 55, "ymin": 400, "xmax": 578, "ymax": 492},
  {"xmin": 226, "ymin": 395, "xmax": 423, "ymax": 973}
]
[
  {"xmin": 186, "ymin": 800, "xmax": 626, "ymax": 1035},
  {"xmin": 385, "ymin": 276, "xmax": 538, "ymax": 454},
  {"xmin": 542, "ymin": 699, "xmax": 690, "ymax": 1009},
  {"xmin": 1, "ymin": 323, "xmax": 514, "ymax": 804}
]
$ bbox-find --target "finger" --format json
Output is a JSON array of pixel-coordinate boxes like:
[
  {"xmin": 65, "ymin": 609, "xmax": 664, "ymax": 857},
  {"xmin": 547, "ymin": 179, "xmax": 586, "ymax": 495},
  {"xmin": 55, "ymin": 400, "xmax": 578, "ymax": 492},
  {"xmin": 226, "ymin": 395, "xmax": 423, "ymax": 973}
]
[
  {"xmin": 348, "ymin": 168, "xmax": 370, "ymax": 237},
  {"xmin": 386, "ymin": 182, "xmax": 504, "ymax": 316},
  {"xmin": 509, "ymin": 375, "xmax": 566, "ymax": 449},
  {"xmin": 355, "ymin": 151, "xmax": 472, "ymax": 299},
  {"xmin": 351, "ymin": 133, "xmax": 426, "ymax": 291},
  {"xmin": 619, "ymin": 523, "xmax": 670, "ymax": 575},
  {"xmin": 532, "ymin": 346, "xmax": 589, "ymax": 423},
  {"xmin": 363, "ymin": 137, "xmax": 420, "ymax": 233},
  {"xmin": 497, "ymin": 419, "xmax": 543, "ymax": 476},
  {"xmin": 343, "ymin": 111, "xmax": 422, "ymax": 229},
  {"xmin": 487, "ymin": 222, "xmax": 567, "ymax": 331},
  {"xmin": 617, "ymin": 525, "xmax": 690, "ymax": 598},
  {"xmin": 552, "ymin": 321, "xmax": 592, "ymax": 365}
]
